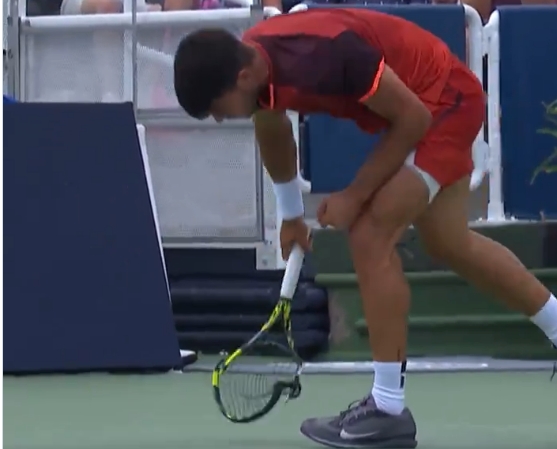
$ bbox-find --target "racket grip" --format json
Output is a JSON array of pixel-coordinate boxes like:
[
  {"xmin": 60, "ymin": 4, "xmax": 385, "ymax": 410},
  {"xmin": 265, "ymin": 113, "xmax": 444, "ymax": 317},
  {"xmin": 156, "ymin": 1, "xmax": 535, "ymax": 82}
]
[{"xmin": 280, "ymin": 245, "xmax": 305, "ymax": 299}]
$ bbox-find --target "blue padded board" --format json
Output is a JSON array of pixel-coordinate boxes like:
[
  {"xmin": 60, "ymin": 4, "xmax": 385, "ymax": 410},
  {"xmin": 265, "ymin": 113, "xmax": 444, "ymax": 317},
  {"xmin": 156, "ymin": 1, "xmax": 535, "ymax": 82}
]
[{"xmin": 4, "ymin": 103, "xmax": 181, "ymax": 373}]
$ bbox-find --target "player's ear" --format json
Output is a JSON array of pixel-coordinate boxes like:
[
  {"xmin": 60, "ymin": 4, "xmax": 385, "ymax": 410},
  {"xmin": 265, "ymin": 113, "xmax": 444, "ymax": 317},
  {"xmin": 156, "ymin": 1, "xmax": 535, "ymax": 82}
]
[
  {"xmin": 237, "ymin": 67, "xmax": 256, "ymax": 90},
  {"xmin": 237, "ymin": 67, "xmax": 250, "ymax": 82},
  {"xmin": 361, "ymin": 64, "xmax": 431, "ymax": 126}
]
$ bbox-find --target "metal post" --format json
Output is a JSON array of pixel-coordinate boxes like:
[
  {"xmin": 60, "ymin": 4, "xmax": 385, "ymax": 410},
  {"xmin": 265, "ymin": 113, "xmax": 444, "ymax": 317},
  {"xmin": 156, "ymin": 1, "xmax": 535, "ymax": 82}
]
[
  {"xmin": 131, "ymin": 0, "xmax": 138, "ymax": 111},
  {"xmin": 123, "ymin": 0, "xmax": 137, "ymax": 112},
  {"xmin": 249, "ymin": 0, "xmax": 269, "ymax": 267},
  {"xmin": 247, "ymin": 0, "xmax": 287, "ymax": 269},
  {"xmin": 6, "ymin": 0, "xmax": 21, "ymax": 98},
  {"xmin": 252, "ymin": 0, "xmax": 266, "ymax": 249},
  {"xmin": 485, "ymin": 12, "xmax": 505, "ymax": 222},
  {"xmin": 249, "ymin": 0, "xmax": 264, "ymax": 27}
]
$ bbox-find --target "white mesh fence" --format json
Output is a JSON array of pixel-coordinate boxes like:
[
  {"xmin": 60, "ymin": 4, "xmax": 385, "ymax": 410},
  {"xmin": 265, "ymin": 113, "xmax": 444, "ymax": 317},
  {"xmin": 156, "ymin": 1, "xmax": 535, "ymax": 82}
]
[
  {"xmin": 144, "ymin": 123, "xmax": 260, "ymax": 240},
  {"xmin": 22, "ymin": 23, "xmax": 248, "ymax": 104},
  {"xmin": 20, "ymin": 10, "xmax": 265, "ymax": 242}
]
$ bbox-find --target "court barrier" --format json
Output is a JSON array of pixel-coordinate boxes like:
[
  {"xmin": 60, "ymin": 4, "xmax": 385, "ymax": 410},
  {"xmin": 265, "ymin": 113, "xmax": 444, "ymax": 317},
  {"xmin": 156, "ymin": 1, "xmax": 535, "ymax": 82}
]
[{"xmin": 4, "ymin": 102, "xmax": 181, "ymax": 374}]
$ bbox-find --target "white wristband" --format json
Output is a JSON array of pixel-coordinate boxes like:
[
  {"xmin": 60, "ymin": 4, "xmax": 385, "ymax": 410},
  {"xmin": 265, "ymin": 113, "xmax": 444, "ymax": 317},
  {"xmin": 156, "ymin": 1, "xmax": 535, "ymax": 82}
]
[{"xmin": 272, "ymin": 178, "xmax": 304, "ymax": 220}]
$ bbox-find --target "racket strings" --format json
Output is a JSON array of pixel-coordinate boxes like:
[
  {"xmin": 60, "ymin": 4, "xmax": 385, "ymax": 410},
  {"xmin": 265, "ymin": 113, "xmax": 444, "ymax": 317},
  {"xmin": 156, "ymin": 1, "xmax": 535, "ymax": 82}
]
[
  {"xmin": 218, "ymin": 371, "xmax": 286, "ymax": 419},
  {"xmin": 217, "ymin": 346, "xmax": 300, "ymax": 420}
]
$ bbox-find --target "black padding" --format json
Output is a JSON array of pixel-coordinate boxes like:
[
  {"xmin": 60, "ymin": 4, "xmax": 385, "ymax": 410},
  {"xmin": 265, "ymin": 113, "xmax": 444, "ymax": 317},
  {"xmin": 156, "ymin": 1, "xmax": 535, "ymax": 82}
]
[
  {"xmin": 174, "ymin": 313, "xmax": 330, "ymax": 332},
  {"xmin": 170, "ymin": 276, "xmax": 330, "ymax": 360},
  {"xmin": 171, "ymin": 280, "xmax": 328, "ymax": 313}
]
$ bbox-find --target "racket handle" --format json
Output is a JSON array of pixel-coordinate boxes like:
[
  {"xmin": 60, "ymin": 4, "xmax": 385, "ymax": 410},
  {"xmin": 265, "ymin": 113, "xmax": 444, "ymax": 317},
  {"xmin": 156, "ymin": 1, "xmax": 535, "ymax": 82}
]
[{"xmin": 280, "ymin": 245, "xmax": 305, "ymax": 299}]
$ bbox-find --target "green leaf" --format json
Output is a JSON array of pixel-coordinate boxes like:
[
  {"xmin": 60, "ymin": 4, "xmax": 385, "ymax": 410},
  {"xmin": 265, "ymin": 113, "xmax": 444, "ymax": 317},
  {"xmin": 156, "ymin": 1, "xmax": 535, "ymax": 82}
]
[
  {"xmin": 530, "ymin": 99, "xmax": 557, "ymax": 184},
  {"xmin": 530, "ymin": 148, "xmax": 557, "ymax": 185},
  {"xmin": 538, "ymin": 129, "xmax": 557, "ymax": 139}
]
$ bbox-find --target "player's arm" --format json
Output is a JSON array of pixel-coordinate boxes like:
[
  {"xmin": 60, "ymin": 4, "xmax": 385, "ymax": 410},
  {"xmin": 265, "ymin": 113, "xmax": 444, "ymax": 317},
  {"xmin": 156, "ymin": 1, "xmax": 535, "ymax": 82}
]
[
  {"xmin": 348, "ymin": 65, "xmax": 432, "ymax": 201},
  {"xmin": 334, "ymin": 32, "xmax": 432, "ymax": 202},
  {"xmin": 253, "ymin": 109, "xmax": 303, "ymax": 219}
]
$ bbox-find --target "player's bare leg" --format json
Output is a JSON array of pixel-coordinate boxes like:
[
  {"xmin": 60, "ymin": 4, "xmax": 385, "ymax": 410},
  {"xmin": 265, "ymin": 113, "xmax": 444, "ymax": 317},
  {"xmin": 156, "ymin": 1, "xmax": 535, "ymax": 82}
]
[
  {"xmin": 301, "ymin": 164, "xmax": 430, "ymax": 449},
  {"xmin": 414, "ymin": 176, "xmax": 557, "ymax": 346},
  {"xmin": 300, "ymin": 170, "xmax": 557, "ymax": 449}
]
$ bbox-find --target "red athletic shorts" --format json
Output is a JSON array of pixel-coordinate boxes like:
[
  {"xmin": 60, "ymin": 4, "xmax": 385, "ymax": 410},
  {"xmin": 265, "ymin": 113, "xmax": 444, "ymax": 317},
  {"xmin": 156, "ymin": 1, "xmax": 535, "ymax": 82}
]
[{"xmin": 414, "ymin": 58, "xmax": 486, "ymax": 188}]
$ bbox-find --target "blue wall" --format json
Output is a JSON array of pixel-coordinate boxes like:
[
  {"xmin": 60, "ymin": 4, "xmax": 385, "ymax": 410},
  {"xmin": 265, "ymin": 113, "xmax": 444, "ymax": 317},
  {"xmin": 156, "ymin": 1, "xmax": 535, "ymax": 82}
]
[{"xmin": 498, "ymin": 6, "xmax": 557, "ymax": 219}]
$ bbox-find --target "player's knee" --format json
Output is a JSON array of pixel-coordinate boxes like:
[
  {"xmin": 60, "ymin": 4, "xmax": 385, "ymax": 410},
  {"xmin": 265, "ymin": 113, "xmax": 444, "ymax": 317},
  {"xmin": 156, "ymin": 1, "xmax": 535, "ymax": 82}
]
[
  {"xmin": 348, "ymin": 202, "xmax": 406, "ymax": 259},
  {"xmin": 349, "ymin": 166, "xmax": 429, "ymax": 260}
]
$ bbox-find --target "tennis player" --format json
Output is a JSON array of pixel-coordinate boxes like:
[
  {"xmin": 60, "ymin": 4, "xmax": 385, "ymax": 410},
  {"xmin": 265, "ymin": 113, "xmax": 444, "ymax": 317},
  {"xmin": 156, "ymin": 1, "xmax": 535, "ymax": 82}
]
[{"xmin": 173, "ymin": 8, "xmax": 557, "ymax": 448}]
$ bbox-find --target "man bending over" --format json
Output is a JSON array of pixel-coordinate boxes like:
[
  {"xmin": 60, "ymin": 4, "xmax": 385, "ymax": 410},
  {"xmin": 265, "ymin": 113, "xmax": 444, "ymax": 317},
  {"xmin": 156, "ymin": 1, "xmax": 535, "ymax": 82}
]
[{"xmin": 173, "ymin": 9, "xmax": 557, "ymax": 448}]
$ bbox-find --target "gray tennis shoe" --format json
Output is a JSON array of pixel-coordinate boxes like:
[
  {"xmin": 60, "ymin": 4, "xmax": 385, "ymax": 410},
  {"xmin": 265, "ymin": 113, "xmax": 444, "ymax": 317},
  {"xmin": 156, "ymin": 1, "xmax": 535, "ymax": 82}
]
[{"xmin": 300, "ymin": 395, "xmax": 417, "ymax": 448}]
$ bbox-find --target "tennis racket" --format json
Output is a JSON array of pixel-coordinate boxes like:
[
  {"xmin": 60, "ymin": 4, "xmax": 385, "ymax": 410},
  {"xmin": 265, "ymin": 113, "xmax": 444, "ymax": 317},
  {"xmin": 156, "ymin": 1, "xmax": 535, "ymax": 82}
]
[{"xmin": 212, "ymin": 244, "xmax": 306, "ymax": 423}]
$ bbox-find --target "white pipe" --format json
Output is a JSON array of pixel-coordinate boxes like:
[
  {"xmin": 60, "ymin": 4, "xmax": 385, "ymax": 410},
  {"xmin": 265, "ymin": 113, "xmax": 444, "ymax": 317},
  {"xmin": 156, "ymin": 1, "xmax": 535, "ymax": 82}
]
[
  {"xmin": 136, "ymin": 124, "xmax": 171, "ymax": 298},
  {"xmin": 464, "ymin": 5, "xmax": 488, "ymax": 191},
  {"xmin": 463, "ymin": 5, "xmax": 483, "ymax": 81},
  {"xmin": 122, "ymin": 0, "xmax": 134, "ymax": 102},
  {"xmin": 285, "ymin": 5, "xmax": 312, "ymax": 193},
  {"xmin": 17, "ymin": 0, "xmax": 26, "ymax": 17},
  {"xmin": 22, "ymin": 6, "xmax": 282, "ymax": 33},
  {"xmin": 485, "ymin": 11, "xmax": 506, "ymax": 222},
  {"xmin": 22, "ymin": 9, "xmax": 253, "ymax": 31}
]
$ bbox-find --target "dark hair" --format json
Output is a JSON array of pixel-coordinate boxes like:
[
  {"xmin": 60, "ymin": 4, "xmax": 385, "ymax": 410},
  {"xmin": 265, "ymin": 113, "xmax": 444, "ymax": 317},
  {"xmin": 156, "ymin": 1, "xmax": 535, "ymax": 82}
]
[{"xmin": 174, "ymin": 29, "xmax": 253, "ymax": 119}]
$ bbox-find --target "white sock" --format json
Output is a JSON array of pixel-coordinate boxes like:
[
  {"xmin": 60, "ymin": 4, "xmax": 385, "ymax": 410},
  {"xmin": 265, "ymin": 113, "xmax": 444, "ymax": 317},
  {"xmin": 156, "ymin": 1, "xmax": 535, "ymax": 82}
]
[
  {"xmin": 530, "ymin": 294, "xmax": 557, "ymax": 346},
  {"xmin": 371, "ymin": 361, "xmax": 406, "ymax": 415}
]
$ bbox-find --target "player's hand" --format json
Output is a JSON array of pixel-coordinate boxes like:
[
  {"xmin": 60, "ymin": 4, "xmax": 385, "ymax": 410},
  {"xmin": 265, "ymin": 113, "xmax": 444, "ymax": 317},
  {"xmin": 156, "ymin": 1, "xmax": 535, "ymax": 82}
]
[
  {"xmin": 279, "ymin": 217, "xmax": 311, "ymax": 261},
  {"xmin": 316, "ymin": 189, "xmax": 365, "ymax": 231}
]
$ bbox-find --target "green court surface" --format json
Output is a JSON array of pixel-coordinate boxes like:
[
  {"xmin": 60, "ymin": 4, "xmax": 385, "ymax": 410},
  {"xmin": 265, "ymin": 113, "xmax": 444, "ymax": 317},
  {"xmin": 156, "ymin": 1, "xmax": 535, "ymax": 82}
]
[{"xmin": 4, "ymin": 371, "xmax": 556, "ymax": 449}]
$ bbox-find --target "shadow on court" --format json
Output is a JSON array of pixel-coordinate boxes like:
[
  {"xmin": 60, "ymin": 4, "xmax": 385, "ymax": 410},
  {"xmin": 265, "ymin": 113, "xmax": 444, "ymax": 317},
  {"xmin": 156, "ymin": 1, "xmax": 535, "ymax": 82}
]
[{"xmin": 4, "ymin": 372, "xmax": 556, "ymax": 449}]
